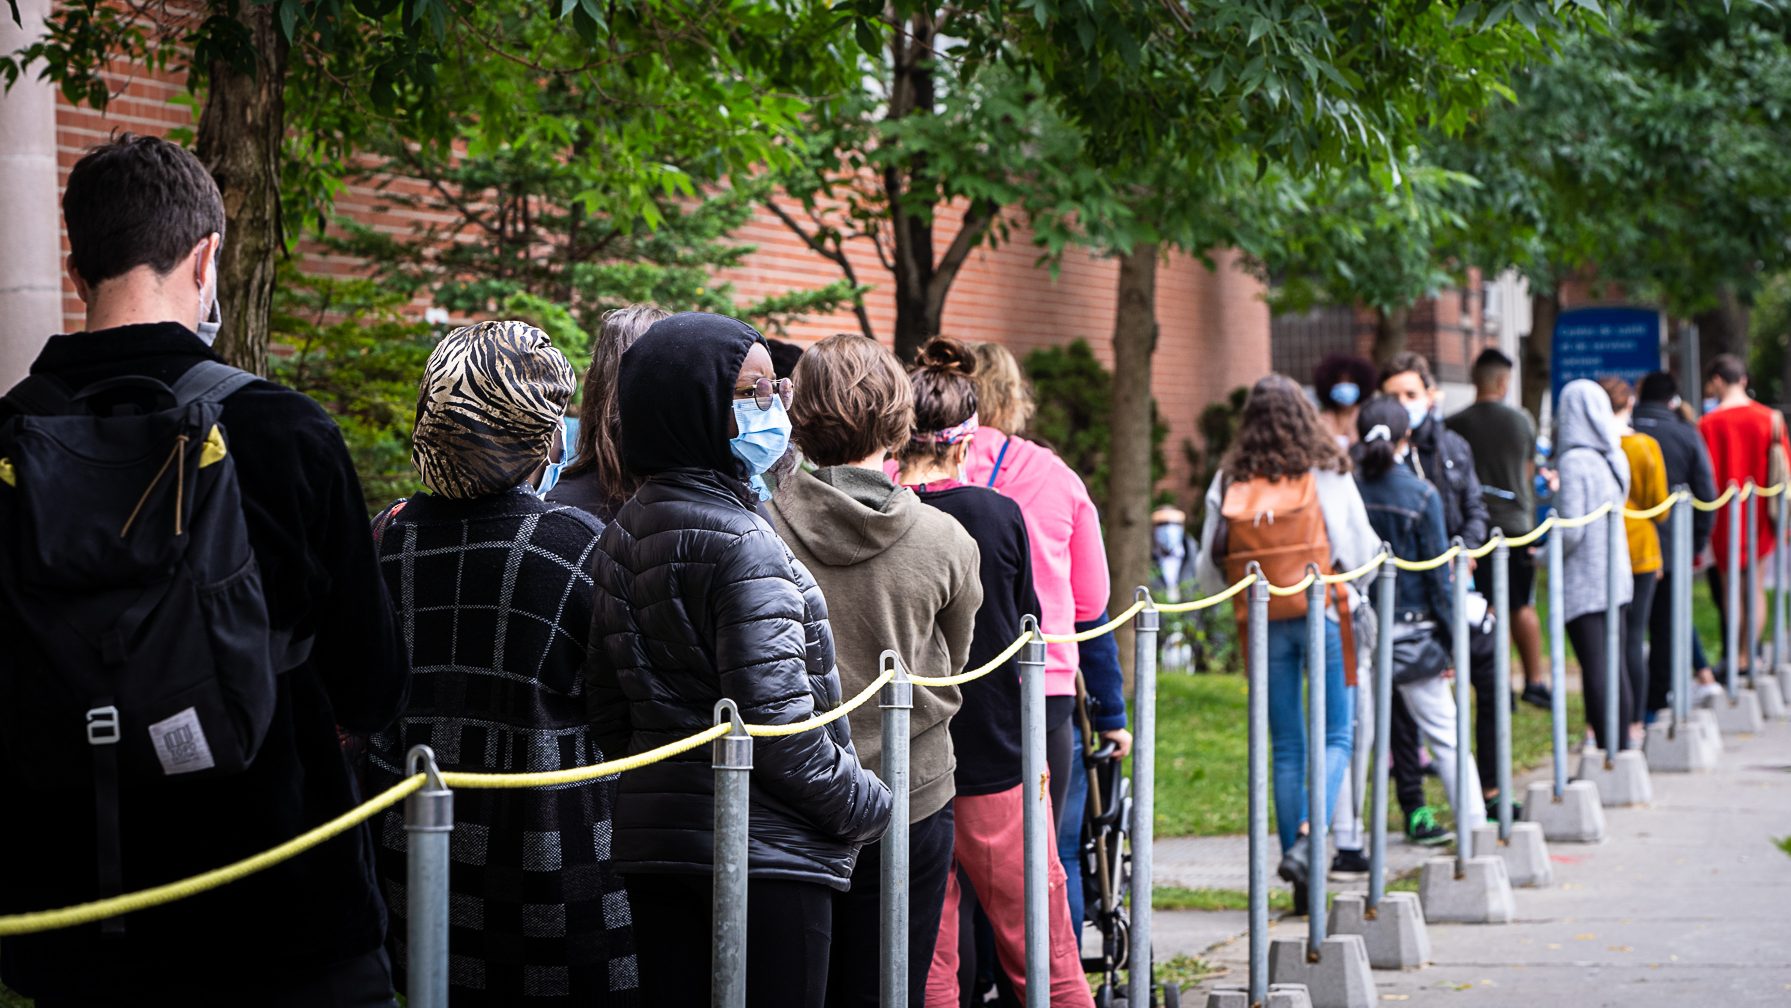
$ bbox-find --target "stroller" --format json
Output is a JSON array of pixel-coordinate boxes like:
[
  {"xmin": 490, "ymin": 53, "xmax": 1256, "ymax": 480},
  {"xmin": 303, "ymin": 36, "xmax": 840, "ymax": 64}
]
[{"xmin": 1076, "ymin": 688, "xmax": 1180, "ymax": 1008}]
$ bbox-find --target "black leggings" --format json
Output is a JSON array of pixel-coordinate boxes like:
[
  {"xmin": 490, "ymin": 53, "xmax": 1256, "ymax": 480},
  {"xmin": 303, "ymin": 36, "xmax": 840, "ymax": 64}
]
[
  {"xmin": 1566, "ymin": 608, "xmax": 1636, "ymax": 753},
  {"xmin": 1627, "ymin": 573, "xmax": 1657, "ymax": 723},
  {"xmin": 1045, "ymin": 696, "xmax": 1075, "ymax": 829},
  {"xmin": 630, "ymin": 874, "xmax": 833, "ymax": 1008},
  {"xmin": 826, "ymin": 803, "xmax": 955, "ymax": 1008},
  {"xmin": 1648, "ymin": 566, "xmax": 1712, "ymax": 712}
]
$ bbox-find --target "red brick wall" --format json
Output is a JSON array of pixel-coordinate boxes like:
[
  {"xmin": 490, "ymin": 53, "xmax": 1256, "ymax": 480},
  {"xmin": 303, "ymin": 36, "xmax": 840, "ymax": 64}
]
[{"xmin": 51, "ymin": 74, "xmax": 1270, "ymax": 506}]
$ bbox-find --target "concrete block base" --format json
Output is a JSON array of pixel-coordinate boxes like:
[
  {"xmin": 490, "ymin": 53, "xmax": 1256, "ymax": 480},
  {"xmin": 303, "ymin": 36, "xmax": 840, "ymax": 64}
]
[
  {"xmin": 1207, "ymin": 984, "xmax": 1315, "ymax": 1008},
  {"xmin": 1327, "ymin": 891, "xmax": 1430, "ymax": 970},
  {"xmin": 1710, "ymin": 690, "xmax": 1765, "ymax": 734},
  {"xmin": 1755, "ymin": 675, "xmax": 1787, "ymax": 718},
  {"xmin": 1645, "ymin": 718, "xmax": 1720, "ymax": 772},
  {"xmin": 1470, "ymin": 821, "xmax": 1554, "ymax": 887},
  {"xmin": 1269, "ymin": 935, "xmax": 1376, "ymax": 1008},
  {"xmin": 1576, "ymin": 748, "xmax": 1654, "ymax": 806},
  {"xmin": 1520, "ymin": 779, "xmax": 1606, "ymax": 842},
  {"xmin": 1692, "ymin": 708, "xmax": 1725, "ymax": 753},
  {"xmin": 1419, "ymin": 856, "xmax": 1515, "ymax": 923}
]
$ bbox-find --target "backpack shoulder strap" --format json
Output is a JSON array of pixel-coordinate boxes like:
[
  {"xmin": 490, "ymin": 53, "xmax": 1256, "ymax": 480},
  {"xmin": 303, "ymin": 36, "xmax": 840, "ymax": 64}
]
[
  {"xmin": 170, "ymin": 360, "xmax": 258, "ymax": 407},
  {"xmin": 1, "ymin": 374, "xmax": 77, "ymax": 416}
]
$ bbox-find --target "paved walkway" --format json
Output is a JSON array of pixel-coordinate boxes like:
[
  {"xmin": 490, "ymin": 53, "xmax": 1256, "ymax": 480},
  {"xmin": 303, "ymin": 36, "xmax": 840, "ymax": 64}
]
[{"xmin": 1157, "ymin": 718, "xmax": 1791, "ymax": 1006}]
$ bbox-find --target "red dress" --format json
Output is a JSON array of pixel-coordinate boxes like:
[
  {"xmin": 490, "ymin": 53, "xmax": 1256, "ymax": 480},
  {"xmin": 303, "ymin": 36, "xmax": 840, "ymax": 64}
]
[{"xmin": 1699, "ymin": 400, "xmax": 1790, "ymax": 571}]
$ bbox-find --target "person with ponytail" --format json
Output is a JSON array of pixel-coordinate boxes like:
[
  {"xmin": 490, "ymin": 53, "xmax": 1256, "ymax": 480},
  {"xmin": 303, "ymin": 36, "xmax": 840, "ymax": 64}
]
[
  {"xmin": 897, "ymin": 339, "xmax": 1094, "ymax": 1008},
  {"xmin": 1351, "ymin": 396, "xmax": 1482, "ymax": 848}
]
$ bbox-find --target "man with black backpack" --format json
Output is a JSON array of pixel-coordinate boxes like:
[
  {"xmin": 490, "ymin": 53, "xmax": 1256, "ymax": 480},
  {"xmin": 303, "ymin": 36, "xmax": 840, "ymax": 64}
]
[{"xmin": 0, "ymin": 134, "xmax": 408, "ymax": 1006}]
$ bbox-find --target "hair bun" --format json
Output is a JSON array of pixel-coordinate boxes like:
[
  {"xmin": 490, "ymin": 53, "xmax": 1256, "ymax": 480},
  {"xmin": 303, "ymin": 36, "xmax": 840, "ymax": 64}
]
[{"xmin": 918, "ymin": 337, "xmax": 977, "ymax": 376}]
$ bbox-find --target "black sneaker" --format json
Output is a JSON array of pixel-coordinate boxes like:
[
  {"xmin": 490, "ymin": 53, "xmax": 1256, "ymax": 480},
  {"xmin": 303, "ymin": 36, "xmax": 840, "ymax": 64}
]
[
  {"xmin": 1485, "ymin": 795, "xmax": 1525, "ymax": 821},
  {"xmin": 1521, "ymin": 682, "xmax": 1553, "ymax": 709},
  {"xmin": 1406, "ymin": 806, "xmax": 1454, "ymax": 846},
  {"xmin": 1329, "ymin": 848, "xmax": 1370, "ymax": 881},
  {"xmin": 1277, "ymin": 840, "xmax": 1312, "ymax": 888}
]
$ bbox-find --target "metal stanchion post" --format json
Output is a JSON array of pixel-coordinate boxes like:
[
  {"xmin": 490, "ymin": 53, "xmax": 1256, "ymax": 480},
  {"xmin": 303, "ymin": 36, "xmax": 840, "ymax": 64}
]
[
  {"xmin": 1547, "ymin": 513, "xmax": 1569, "ymax": 798},
  {"xmin": 1451, "ymin": 540, "xmax": 1473, "ymax": 874},
  {"xmin": 404, "ymin": 745, "xmax": 453, "ymax": 1008},
  {"xmin": 1747, "ymin": 483, "xmax": 1761, "ymax": 688},
  {"xmin": 878, "ymin": 652, "xmax": 912, "ymax": 1008},
  {"xmin": 1129, "ymin": 590, "xmax": 1160, "ymax": 1008},
  {"xmin": 1604, "ymin": 508, "xmax": 1623, "ymax": 762},
  {"xmin": 1672, "ymin": 489, "xmax": 1692, "ymax": 729},
  {"xmin": 1369, "ymin": 547, "xmax": 1395, "ymax": 913},
  {"xmin": 1246, "ymin": 564, "xmax": 1271, "ymax": 1005},
  {"xmin": 1304, "ymin": 567, "xmax": 1328, "ymax": 954},
  {"xmin": 712, "ymin": 699, "xmax": 752, "ymax": 1008},
  {"xmin": 1728, "ymin": 485, "xmax": 1742, "ymax": 702},
  {"xmin": 1492, "ymin": 532, "xmax": 1513, "ymax": 840},
  {"xmin": 1017, "ymin": 615, "xmax": 1049, "ymax": 1008},
  {"xmin": 1775, "ymin": 491, "xmax": 1787, "ymax": 674}
]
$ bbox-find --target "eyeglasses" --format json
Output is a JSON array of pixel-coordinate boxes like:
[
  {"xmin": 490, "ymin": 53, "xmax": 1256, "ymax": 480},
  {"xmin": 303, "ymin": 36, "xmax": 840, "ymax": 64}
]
[{"xmin": 734, "ymin": 376, "xmax": 793, "ymax": 411}]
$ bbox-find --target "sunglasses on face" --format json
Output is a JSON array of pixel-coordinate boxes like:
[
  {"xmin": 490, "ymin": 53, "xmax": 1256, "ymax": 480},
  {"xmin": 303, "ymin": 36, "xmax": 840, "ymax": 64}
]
[{"xmin": 733, "ymin": 376, "xmax": 794, "ymax": 411}]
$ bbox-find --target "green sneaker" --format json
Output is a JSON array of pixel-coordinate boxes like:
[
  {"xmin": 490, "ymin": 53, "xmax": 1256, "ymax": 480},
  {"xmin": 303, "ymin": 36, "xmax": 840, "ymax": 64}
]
[{"xmin": 1406, "ymin": 806, "xmax": 1454, "ymax": 846}]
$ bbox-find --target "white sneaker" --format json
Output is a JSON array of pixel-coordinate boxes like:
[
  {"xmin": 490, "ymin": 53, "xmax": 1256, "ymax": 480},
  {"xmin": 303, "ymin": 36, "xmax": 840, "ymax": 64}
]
[{"xmin": 1694, "ymin": 681, "xmax": 1727, "ymax": 708}]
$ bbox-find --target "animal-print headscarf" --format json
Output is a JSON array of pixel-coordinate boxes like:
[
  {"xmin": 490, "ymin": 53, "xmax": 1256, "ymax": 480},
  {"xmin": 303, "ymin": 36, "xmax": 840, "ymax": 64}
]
[{"xmin": 412, "ymin": 320, "xmax": 576, "ymax": 499}]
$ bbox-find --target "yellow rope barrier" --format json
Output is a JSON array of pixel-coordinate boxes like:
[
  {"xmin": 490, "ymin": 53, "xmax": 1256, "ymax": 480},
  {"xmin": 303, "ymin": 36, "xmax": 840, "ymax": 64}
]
[
  {"xmin": 911, "ymin": 631, "xmax": 1033, "ymax": 688},
  {"xmin": 1621, "ymin": 492, "xmax": 1683, "ymax": 522},
  {"xmin": 1552, "ymin": 501, "xmax": 1614, "ymax": 529},
  {"xmin": 1390, "ymin": 544, "xmax": 1461, "ymax": 572},
  {"xmin": 1265, "ymin": 570, "xmax": 1318, "ymax": 597},
  {"xmin": 0, "ymin": 775, "xmax": 425, "ymax": 936},
  {"xmin": 443, "ymin": 723, "xmax": 731, "ymax": 789},
  {"xmin": 1464, "ymin": 538, "xmax": 1500, "ymax": 560},
  {"xmin": 1503, "ymin": 516, "xmax": 1555, "ymax": 549},
  {"xmin": 1040, "ymin": 599, "xmax": 1149, "ymax": 644},
  {"xmin": 1692, "ymin": 485, "xmax": 1739, "ymax": 512},
  {"xmin": 1157, "ymin": 573, "xmax": 1257, "ymax": 613},
  {"xmin": 1320, "ymin": 552, "xmax": 1387, "ymax": 586},
  {"xmin": 1757, "ymin": 482, "xmax": 1787, "ymax": 498},
  {"xmin": 746, "ymin": 666, "xmax": 894, "ymax": 738}
]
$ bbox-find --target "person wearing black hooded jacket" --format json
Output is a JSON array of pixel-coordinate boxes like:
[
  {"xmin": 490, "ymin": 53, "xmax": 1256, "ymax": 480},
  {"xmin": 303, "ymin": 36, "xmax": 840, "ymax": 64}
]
[
  {"xmin": 1632, "ymin": 372, "xmax": 1718, "ymax": 712},
  {"xmin": 584, "ymin": 312, "xmax": 893, "ymax": 1008}
]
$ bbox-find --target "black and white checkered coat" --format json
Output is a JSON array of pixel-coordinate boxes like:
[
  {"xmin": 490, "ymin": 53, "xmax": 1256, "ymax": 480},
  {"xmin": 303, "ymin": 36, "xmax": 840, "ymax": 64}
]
[{"xmin": 367, "ymin": 488, "xmax": 637, "ymax": 1007}]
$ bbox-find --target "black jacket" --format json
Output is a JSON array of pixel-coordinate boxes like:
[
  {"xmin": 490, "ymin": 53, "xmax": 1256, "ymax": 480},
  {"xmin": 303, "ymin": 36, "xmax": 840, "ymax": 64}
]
[
  {"xmin": 1408, "ymin": 416, "xmax": 1489, "ymax": 548},
  {"xmin": 587, "ymin": 469, "xmax": 892, "ymax": 887},
  {"xmin": 585, "ymin": 312, "xmax": 890, "ymax": 890},
  {"xmin": 1355, "ymin": 464, "xmax": 1456, "ymax": 646},
  {"xmin": 0, "ymin": 323, "xmax": 408, "ymax": 1000},
  {"xmin": 1633, "ymin": 402, "xmax": 1716, "ymax": 561}
]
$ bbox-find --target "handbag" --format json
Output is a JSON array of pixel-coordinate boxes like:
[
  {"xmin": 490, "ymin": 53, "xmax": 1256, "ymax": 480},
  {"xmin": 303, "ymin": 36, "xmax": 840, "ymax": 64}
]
[{"xmin": 1389, "ymin": 620, "xmax": 1451, "ymax": 685}]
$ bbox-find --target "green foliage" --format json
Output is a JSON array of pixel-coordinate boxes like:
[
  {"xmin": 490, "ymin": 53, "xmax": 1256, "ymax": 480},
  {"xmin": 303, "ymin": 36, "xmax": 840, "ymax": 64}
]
[
  {"xmin": 1022, "ymin": 340, "xmax": 1166, "ymax": 508},
  {"xmin": 1748, "ymin": 274, "xmax": 1791, "ymax": 405},
  {"xmin": 1153, "ymin": 886, "xmax": 1292, "ymax": 913},
  {"xmin": 267, "ymin": 267, "xmax": 439, "ymax": 514}
]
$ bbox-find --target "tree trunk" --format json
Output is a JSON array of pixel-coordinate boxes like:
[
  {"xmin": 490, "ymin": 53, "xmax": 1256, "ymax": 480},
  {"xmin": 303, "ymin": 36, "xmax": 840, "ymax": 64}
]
[
  {"xmin": 1371, "ymin": 304, "xmax": 1408, "ymax": 368},
  {"xmin": 196, "ymin": 2, "xmax": 288, "ymax": 375},
  {"xmin": 1522, "ymin": 289, "xmax": 1558, "ymax": 421},
  {"xmin": 885, "ymin": 9, "xmax": 935, "ymax": 363},
  {"xmin": 1106, "ymin": 243, "xmax": 1158, "ymax": 686},
  {"xmin": 1695, "ymin": 284, "xmax": 1749, "ymax": 369}
]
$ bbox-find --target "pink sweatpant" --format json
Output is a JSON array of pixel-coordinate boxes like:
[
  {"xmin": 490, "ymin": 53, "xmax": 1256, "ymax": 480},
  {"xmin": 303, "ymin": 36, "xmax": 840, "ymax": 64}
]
[{"xmin": 924, "ymin": 784, "xmax": 1095, "ymax": 1008}]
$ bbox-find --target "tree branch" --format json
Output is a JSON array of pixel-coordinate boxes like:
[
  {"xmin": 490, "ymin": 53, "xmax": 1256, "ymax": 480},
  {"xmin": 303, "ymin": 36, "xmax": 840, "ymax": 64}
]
[{"xmin": 927, "ymin": 197, "xmax": 997, "ymax": 308}]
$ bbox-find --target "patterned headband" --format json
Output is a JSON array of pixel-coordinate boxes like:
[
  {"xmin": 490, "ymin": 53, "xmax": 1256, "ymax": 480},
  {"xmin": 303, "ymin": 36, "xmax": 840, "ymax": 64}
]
[{"xmin": 913, "ymin": 412, "xmax": 978, "ymax": 446}]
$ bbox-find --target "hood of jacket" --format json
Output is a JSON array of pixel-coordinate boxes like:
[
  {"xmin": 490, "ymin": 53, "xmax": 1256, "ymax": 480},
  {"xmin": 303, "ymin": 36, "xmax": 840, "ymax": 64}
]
[
  {"xmin": 969, "ymin": 428, "xmax": 1061, "ymax": 509},
  {"xmin": 617, "ymin": 311, "xmax": 765, "ymax": 477},
  {"xmin": 772, "ymin": 465, "xmax": 919, "ymax": 567},
  {"xmin": 1557, "ymin": 378, "xmax": 1630, "ymax": 487}
]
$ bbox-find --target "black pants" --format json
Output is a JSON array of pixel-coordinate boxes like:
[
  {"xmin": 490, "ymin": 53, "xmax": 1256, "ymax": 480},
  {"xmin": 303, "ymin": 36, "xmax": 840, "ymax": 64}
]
[
  {"xmin": 1627, "ymin": 573, "xmax": 1657, "ymax": 722},
  {"xmin": 826, "ymin": 802, "xmax": 955, "ymax": 1008},
  {"xmin": 36, "ymin": 948, "xmax": 397, "ymax": 1008},
  {"xmin": 1045, "ymin": 695, "xmax": 1075, "ymax": 829},
  {"xmin": 1566, "ymin": 609, "xmax": 1636, "ymax": 753},
  {"xmin": 631, "ymin": 873, "xmax": 833, "ymax": 1008},
  {"xmin": 1391, "ymin": 639, "xmax": 1499, "ymax": 817},
  {"xmin": 1648, "ymin": 565, "xmax": 1712, "ymax": 711}
]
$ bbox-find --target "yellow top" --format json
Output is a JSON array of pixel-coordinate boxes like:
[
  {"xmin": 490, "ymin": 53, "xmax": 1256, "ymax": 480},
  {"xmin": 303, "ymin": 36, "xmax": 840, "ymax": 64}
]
[{"xmin": 1621, "ymin": 431, "xmax": 1669, "ymax": 574}]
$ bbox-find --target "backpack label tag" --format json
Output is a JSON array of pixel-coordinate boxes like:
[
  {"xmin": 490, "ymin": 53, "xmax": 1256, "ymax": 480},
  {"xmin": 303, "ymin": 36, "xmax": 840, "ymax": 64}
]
[{"xmin": 149, "ymin": 707, "xmax": 215, "ymax": 775}]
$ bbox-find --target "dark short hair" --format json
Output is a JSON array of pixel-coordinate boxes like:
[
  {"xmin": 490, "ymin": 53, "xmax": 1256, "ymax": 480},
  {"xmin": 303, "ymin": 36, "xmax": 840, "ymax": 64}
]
[
  {"xmin": 1381, "ymin": 350, "xmax": 1435, "ymax": 390},
  {"xmin": 767, "ymin": 338, "xmax": 805, "ymax": 380},
  {"xmin": 63, "ymin": 133, "xmax": 225, "ymax": 287},
  {"xmin": 1597, "ymin": 375, "xmax": 1634, "ymax": 413},
  {"xmin": 1707, "ymin": 353, "xmax": 1747, "ymax": 385},
  {"xmin": 1470, "ymin": 347, "xmax": 1514, "ymax": 390},
  {"xmin": 1638, "ymin": 371, "xmax": 1678, "ymax": 404},
  {"xmin": 1311, "ymin": 354, "xmax": 1377, "ymax": 410},
  {"xmin": 790, "ymin": 334, "xmax": 913, "ymax": 467}
]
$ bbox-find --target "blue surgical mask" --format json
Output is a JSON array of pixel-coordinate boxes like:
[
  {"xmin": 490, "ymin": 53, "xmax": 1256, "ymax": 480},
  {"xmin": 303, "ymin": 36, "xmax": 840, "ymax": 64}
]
[
  {"xmin": 1701, "ymin": 397, "xmax": 1719, "ymax": 415},
  {"xmin": 535, "ymin": 458, "xmax": 564, "ymax": 498},
  {"xmin": 1328, "ymin": 382, "xmax": 1361, "ymax": 408},
  {"xmin": 730, "ymin": 397, "xmax": 792, "ymax": 501},
  {"xmin": 1403, "ymin": 399, "xmax": 1430, "ymax": 431}
]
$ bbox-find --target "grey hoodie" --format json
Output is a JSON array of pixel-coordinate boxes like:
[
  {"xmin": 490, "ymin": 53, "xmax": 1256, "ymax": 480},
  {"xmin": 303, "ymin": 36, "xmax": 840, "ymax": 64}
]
[
  {"xmin": 1554, "ymin": 379, "xmax": 1633, "ymax": 621},
  {"xmin": 770, "ymin": 465, "xmax": 980, "ymax": 822}
]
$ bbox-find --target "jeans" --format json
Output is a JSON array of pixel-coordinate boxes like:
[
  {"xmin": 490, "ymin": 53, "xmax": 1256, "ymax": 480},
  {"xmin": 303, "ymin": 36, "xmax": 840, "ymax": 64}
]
[
  {"xmin": 1266, "ymin": 616, "xmax": 1354, "ymax": 853},
  {"xmin": 1056, "ymin": 721, "xmax": 1089, "ymax": 928}
]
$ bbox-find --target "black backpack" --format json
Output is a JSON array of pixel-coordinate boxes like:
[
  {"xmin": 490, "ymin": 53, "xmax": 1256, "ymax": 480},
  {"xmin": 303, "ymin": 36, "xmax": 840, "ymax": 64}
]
[{"xmin": 0, "ymin": 361, "xmax": 285, "ymax": 922}]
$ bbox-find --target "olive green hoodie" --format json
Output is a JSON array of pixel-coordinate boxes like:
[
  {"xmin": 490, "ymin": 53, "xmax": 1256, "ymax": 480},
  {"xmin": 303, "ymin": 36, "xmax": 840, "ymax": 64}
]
[{"xmin": 770, "ymin": 465, "xmax": 980, "ymax": 822}]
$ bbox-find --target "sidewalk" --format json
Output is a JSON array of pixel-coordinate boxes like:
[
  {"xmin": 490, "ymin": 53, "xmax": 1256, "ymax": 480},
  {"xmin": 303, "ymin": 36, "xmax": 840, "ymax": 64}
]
[{"xmin": 1157, "ymin": 718, "xmax": 1791, "ymax": 1006}]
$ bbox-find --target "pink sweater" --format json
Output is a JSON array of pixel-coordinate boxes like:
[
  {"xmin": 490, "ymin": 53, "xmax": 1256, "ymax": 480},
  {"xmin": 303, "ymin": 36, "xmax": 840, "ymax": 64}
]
[{"xmin": 965, "ymin": 429, "xmax": 1110, "ymax": 697}]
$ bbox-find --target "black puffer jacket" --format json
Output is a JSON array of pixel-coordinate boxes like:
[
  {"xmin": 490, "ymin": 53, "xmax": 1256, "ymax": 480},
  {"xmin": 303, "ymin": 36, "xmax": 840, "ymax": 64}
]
[
  {"xmin": 1408, "ymin": 415, "xmax": 1489, "ymax": 548},
  {"xmin": 584, "ymin": 312, "xmax": 891, "ymax": 890}
]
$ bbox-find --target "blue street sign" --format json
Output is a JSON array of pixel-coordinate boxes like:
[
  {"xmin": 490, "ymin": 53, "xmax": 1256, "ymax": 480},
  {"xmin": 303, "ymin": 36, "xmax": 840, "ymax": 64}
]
[{"xmin": 1551, "ymin": 306, "xmax": 1663, "ymax": 404}]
